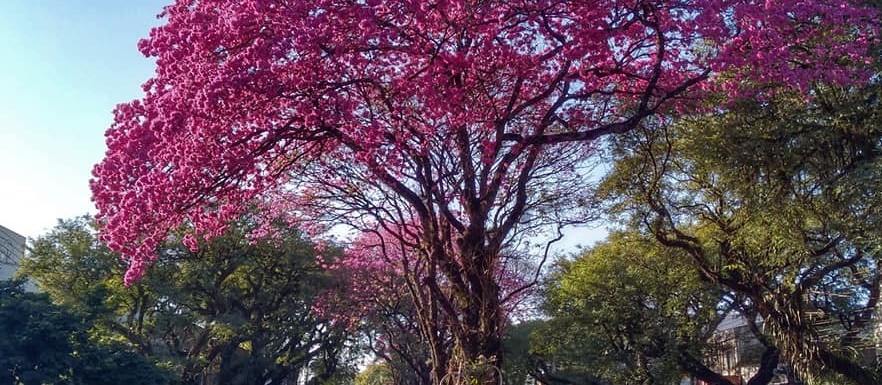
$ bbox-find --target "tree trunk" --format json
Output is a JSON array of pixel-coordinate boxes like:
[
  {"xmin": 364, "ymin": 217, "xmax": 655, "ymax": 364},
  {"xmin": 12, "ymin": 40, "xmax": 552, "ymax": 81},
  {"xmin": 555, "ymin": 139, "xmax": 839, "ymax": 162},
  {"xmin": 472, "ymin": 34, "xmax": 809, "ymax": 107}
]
[
  {"xmin": 445, "ymin": 265, "xmax": 505, "ymax": 385},
  {"xmin": 446, "ymin": 341, "xmax": 503, "ymax": 385}
]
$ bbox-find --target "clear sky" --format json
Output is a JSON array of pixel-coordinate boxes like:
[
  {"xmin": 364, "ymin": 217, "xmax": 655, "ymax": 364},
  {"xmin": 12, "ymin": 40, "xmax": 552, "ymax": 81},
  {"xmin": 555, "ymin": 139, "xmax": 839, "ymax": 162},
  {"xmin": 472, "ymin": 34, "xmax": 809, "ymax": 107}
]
[{"xmin": 0, "ymin": 1, "xmax": 169, "ymax": 238}]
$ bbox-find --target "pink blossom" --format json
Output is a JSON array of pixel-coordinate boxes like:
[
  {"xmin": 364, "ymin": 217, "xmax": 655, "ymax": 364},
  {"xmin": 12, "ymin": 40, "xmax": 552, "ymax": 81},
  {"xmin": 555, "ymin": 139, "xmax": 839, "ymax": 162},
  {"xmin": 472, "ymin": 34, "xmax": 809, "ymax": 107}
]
[{"xmin": 90, "ymin": 1, "xmax": 877, "ymax": 358}]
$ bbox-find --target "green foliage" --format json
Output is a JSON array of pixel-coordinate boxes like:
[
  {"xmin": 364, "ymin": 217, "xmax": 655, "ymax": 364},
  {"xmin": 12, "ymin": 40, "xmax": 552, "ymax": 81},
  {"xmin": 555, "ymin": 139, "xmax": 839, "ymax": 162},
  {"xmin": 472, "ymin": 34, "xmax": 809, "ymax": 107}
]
[
  {"xmin": 600, "ymin": 85, "xmax": 882, "ymax": 385},
  {"xmin": 20, "ymin": 218, "xmax": 125, "ymax": 320},
  {"xmin": 0, "ymin": 279, "xmax": 82, "ymax": 384},
  {"xmin": 500, "ymin": 322, "xmax": 536, "ymax": 385},
  {"xmin": 20, "ymin": 216, "xmax": 351, "ymax": 385},
  {"xmin": 0, "ymin": 279, "xmax": 171, "ymax": 385},
  {"xmin": 72, "ymin": 343, "xmax": 175, "ymax": 385},
  {"xmin": 534, "ymin": 231, "xmax": 721, "ymax": 385},
  {"xmin": 355, "ymin": 363, "xmax": 394, "ymax": 385}
]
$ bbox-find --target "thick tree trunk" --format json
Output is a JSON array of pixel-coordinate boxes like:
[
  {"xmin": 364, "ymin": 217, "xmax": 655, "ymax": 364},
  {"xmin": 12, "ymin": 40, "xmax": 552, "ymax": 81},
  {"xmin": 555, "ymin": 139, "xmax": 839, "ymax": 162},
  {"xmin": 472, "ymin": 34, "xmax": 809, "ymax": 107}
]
[
  {"xmin": 445, "ymin": 267, "xmax": 505, "ymax": 385},
  {"xmin": 745, "ymin": 347, "xmax": 780, "ymax": 385},
  {"xmin": 447, "ymin": 337, "xmax": 503, "ymax": 385},
  {"xmin": 418, "ymin": 250, "xmax": 506, "ymax": 385},
  {"xmin": 758, "ymin": 298, "xmax": 879, "ymax": 385}
]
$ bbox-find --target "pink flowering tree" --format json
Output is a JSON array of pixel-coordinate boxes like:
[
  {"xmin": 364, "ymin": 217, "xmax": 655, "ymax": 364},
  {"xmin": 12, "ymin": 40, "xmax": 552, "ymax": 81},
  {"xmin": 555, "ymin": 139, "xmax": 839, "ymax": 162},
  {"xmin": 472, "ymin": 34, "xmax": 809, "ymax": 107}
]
[
  {"xmin": 316, "ymin": 227, "xmax": 533, "ymax": 385},
  {"xmin": 317, "ymin": 231, "xmax": 440, "ymax": 385},
  {"xmin": 92, "ymin": 1, "xmax": 878, "ymax": 383}
]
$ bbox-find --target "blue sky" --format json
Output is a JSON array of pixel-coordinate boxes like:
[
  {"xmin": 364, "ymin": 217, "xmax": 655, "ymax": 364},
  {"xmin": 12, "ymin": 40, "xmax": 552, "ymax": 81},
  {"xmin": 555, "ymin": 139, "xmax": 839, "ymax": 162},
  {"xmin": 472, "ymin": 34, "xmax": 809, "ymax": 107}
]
[{"xmin": 0, "ymin": 1, "xmax": 168, "ymax": 238}]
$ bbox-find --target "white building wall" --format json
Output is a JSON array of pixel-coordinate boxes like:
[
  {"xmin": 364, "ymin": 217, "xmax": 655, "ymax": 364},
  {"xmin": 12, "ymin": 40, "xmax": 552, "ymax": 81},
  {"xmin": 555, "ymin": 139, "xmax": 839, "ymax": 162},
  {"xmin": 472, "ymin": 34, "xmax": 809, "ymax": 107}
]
[{"xmin": 0, "ymin": 225, "xmax": 26, "ymax": 281}]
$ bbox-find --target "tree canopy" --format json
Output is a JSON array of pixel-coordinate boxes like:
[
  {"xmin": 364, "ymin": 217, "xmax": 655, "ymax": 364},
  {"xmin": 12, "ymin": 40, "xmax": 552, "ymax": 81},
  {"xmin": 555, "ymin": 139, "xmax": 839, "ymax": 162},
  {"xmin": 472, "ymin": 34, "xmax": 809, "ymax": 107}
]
[
  {"xmin": 599, "ymin": 84, "xmax": 882, "ymax": 385},
  {"xmin": 0, "ymin": 279, "xmax": 172, "ymax": 385},
  {"xmin": 539, "ymin": 231, "xmax": 719, "ymax": 385},
  {"xmin": 21, "ymin": 216, "xmax": 354, "ymax": 385},
  {"xmin": 533, "ymin": 230, "xmax": 788, "ymax": 385}
]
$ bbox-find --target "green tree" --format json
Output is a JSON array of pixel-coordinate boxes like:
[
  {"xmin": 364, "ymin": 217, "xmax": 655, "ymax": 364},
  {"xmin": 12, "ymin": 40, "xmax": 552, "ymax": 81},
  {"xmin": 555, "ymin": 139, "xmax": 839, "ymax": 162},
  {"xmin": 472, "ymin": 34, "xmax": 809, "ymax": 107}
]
[
  {"xmin": 0, "ymin": 279, "xmax": 171, "ymax": 385},
  {"xmin": 20, "ymin": 217, "xmax": 157, "ymax": 353},
  {"xmin": 500, "ymin": 321, "xmax": 610, "ymax": 385},
  {"xmin": 601, "ymin": 85, "xmax": 882, "ymax": 385},
  {"xmin": 72, "ymin": 343, "xmax": 175, "ymax": 385},
  {"xmin": 157, "ymin": 223, "xmax": 351, "ymax": 385},
  {"xmin": 0, "ymin": 279, "xmax": 83, "ymax": 384},
  {"xmin": 20, "ymin": 216, "xmax": 353, "ymax": 385},
  {"xmin": 355, "ymin": 363, "xmax": 395, "ymax": 385},
  {"xmin": 500, "ymin": 321, "xmax": 538, "ymax": 385},
  {"xmin": 534, "ymin": 231, "xmax": 781, "ymax": 385}
]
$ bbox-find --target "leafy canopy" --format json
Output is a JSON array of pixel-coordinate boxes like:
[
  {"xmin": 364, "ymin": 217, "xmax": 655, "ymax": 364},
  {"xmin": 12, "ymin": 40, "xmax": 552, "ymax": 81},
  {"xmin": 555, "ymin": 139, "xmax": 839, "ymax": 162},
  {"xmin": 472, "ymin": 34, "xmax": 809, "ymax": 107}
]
[
  {"xmin": 599, "ymin": 84, "xmax": 882, "ymax": 385},
  {"xmin": 20, "ymin": 216, "xmax": 353, "ymax": 385},
  {"xmin": 0, "ymin": 280, "xmax": 172, "ymax": 385},
  {"xmin": 537, "ymin": 231, "xmax": 721, "ymax": 385}
]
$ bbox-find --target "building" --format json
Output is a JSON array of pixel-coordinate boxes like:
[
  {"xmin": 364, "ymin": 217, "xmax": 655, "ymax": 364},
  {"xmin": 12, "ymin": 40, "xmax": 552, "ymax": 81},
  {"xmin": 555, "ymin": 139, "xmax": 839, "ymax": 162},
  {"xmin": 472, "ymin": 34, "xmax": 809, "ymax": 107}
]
[
  {"xmin": 0, "ymin": 224, "xmax": 26, "ymax": 281},
  {"xmin": 701, "ymin": 307, "xmax": 882, "ymax": 385},
  {"xmin": 692, "ymin": 313, "xmax": 798, "ymax": 385},
  {"xmin": 704, "ymin": 313, "xmax": 766, "ymax": 383}
]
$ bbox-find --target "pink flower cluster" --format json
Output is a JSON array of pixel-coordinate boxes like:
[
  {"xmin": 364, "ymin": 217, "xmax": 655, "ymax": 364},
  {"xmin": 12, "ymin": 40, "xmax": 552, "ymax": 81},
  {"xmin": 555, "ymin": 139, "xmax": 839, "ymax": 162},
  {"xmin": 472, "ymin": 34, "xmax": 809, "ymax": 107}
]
[
  {"xmin": 312, "ymin": 231, "xmax": 411, "ymax": 330},
  {"xmin": 313, "ymin": 226, "xmax": 531, "ymax": 332},
  {"xmin": 91, "ymin": 0, "xmax": 878, "ymax": 284}
]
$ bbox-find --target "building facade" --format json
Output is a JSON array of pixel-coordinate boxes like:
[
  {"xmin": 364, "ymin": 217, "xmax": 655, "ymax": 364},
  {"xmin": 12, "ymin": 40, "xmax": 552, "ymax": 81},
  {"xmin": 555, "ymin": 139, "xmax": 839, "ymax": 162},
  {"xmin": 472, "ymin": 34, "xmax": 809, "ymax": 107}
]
[
  {"xmin": 0, "ymin": 224, "xmax": 26, "ymax": 281},
  {"xmin": 699, "ymin": 313, "xmax": 799, "ymax": 385}
]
